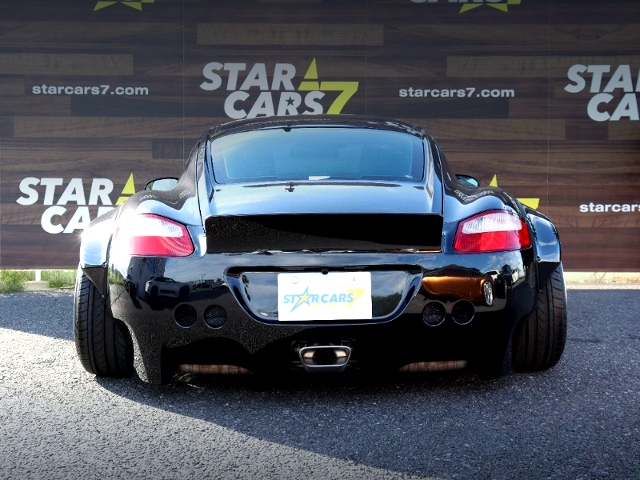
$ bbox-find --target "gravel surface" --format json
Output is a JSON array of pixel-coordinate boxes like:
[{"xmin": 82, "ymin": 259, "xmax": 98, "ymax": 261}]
[{"xmin": 0, "ymin": 288, "xmax": 639, "ymax": 480}]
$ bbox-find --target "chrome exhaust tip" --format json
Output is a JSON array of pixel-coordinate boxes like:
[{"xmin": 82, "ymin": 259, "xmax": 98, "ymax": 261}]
[{"xmin": 298, "ymin": 345, "xmax": 352, "ymax": 373}]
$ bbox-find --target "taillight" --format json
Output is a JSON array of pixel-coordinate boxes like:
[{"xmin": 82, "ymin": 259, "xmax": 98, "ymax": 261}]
[
  {"xmin": 113, "ymin": 214, "xmax": 194, "ymax": 257},
  {"xmin": 453, "ymin": 210, "xmax": 531, "ymax": 254}
]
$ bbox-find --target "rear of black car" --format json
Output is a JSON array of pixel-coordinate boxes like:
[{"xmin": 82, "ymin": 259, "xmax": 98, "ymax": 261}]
[{"xmin": 87, "ymin": 118, "xmax": 546, "ymax": 384}]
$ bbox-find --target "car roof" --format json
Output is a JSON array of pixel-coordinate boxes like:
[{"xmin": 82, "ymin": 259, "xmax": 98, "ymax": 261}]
[{"xmin": 206, "ymin": 115, "xmax": 428, "ymax": 139}]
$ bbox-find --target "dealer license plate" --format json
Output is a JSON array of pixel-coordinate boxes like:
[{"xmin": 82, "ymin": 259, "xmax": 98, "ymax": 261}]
[{"xmin": 277, "ymin": 272, "xmax": 372, "ymax": 321}]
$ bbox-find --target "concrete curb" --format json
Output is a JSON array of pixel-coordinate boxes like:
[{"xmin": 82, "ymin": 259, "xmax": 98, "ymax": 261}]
[
  {"xmin": 567, "ymin": 283, "xmax": 640, "ymax": 289},
  {"xmin": 564, "ymin": 272, "xmax": 640, "ymax": 284},
  {"xmin": 23, "ymin": 281, "xmax": 51, "ymax": 291}
]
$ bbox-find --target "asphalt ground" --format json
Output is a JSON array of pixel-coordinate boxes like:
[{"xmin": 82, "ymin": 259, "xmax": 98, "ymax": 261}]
[{"xmin": 0, "ymin": 287, "xmax": 638, "ymax": 480}]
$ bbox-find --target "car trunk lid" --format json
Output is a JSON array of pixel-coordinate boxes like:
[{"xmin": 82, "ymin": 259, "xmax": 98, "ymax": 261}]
[{"xmin": 205, "ymin": 181, "xmax": 442, "ymax": 253}]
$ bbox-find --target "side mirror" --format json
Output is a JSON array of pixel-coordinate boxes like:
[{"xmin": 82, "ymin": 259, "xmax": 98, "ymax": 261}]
[
  {"xmin": 145, "ymin": 177, "xmax": 178, "ymax": 191},
  {"xmin": 456, "ymin": 174, "xmax": 480, "ymax": 188}
]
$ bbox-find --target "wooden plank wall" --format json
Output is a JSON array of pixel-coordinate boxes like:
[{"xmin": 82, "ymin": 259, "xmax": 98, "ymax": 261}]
[{"xmin": 0, "ymin": 0, "xmax": 639, "ymax": 270}]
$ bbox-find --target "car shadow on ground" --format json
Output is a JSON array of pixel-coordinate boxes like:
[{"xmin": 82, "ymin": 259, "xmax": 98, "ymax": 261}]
[
  {"xmin": 95, "ymin": 366, "xmax": 535, "ymax": 477},
  {"xmin": 3, "ymin": 288, "xmax": 639, "ymax": 479}
]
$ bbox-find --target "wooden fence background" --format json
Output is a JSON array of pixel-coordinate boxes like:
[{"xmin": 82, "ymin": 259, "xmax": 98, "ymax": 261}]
[{"xmin": 1, "ymin": 0, "xmax": 639, "ymax": 270}]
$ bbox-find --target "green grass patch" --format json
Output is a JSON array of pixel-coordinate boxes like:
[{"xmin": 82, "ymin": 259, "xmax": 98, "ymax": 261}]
[
  {"xmin": 0, "ymin": 270, "xmax": 77, "ymax": 292},
  {"xmin": 42, "ymin": 270, "xmax": 77, "ymax": 289},
  {"xmin": 0, "ymin": 271, "xmax": 30, "ymax": 293}
]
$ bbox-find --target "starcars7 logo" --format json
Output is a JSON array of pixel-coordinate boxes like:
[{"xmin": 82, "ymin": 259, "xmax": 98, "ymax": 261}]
[{"xmin": 200, "ymin": 58, "xmax": 359, "ymax": 119}]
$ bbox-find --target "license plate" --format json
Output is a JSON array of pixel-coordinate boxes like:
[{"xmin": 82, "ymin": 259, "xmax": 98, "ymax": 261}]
[{"xmin": 277, "ymin": 272, "xmax": 372, "ymax": 321}]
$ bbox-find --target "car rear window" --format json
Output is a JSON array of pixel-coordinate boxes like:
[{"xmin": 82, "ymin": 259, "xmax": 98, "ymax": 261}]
[{"xmin": 209, "ymin": 127, "xmax": 425, "ymax": 184}]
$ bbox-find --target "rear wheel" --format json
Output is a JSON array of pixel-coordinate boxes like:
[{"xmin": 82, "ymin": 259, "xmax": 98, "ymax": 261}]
[
  {"xmin": 74, "ymin": 270, "xmax": 133, "ymax": 377},
  {"xmin": 513, "ymin": 264, "xmax": 567, "ymax": 372}
]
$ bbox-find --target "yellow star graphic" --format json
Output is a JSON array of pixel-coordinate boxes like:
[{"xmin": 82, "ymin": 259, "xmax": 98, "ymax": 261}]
[
  {"xmin": 94, "ymin": 1, "xmax": 154, "ymax": 12},
  {"xmin": 297, "ymin": 58, "xmax": 359, "ymax": 115},
  {"xmin": 116, "ymin": 173, "xmax": 136, "ymax": 205},
  {"xmin": 490, "ymin": 174, "xmax": 539, "ymax": 209},
  {"xmin": 298, "ymin": 58, "xmax": 320, "ymax": 91},
  {"xmin": 459, "ymin": 0, "xmax": 521, "ymax": 14},
  {"xmin": 289, "ymin": 287, "xmax": 313, "ymax": 313}
]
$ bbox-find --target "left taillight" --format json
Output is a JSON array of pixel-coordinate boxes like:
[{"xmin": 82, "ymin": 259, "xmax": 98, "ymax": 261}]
[
  {"xmin": 453, "ymin": 210, "xmax": 531, "ymax": 254},
  {"xmin": 113, "ymin": 214, "xmax": 194, "ymax": 257}
]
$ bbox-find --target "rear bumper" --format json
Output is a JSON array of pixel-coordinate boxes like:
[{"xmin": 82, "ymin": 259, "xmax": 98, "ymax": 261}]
[{"xmin": 100, "ymin": 250, "xmax": 540, "ymax": 383}]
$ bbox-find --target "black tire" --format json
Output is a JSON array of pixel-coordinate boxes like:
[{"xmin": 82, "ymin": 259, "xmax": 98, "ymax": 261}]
[
  {"xmin": 73, "ymin": 270, "xmax": 133, "ymax": 377},
  {"xmin": 513, "ymin": 264, "xmax": 567, "ymax": 372}
]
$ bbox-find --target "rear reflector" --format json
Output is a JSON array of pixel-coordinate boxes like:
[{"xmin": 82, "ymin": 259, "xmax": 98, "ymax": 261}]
[
  {"xmin": 114, "ymin": 214, "xmax": 194, "ymax": 257},
  {"xmin": 453, "ymin": 210, "xmax": 531, "ymax": 254}
]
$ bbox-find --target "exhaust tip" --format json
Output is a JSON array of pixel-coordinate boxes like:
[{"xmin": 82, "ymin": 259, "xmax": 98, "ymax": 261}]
[
  {"xmin": 299, "ymin": 345, "xmax": 351, "ymax": 373},
  {"xmin": 312, "ymin": 348, "xmax": 338, "ymax": 366}
]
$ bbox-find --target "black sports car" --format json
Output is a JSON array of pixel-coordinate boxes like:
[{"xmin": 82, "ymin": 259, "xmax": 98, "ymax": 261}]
[{"xmin": 74, "ymin": 115, "xmax": 566, "ymax": 384}]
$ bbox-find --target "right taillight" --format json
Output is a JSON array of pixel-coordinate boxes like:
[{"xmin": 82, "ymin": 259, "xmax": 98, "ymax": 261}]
[{"xmin": 453, "ymin": 210, "xmax": 531, "ymax": 254}]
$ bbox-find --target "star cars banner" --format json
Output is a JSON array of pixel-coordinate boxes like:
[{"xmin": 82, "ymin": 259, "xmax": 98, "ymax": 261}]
[{"xmin": 0, "ymin": 0, "xmax": 638, "ymax": 270}]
